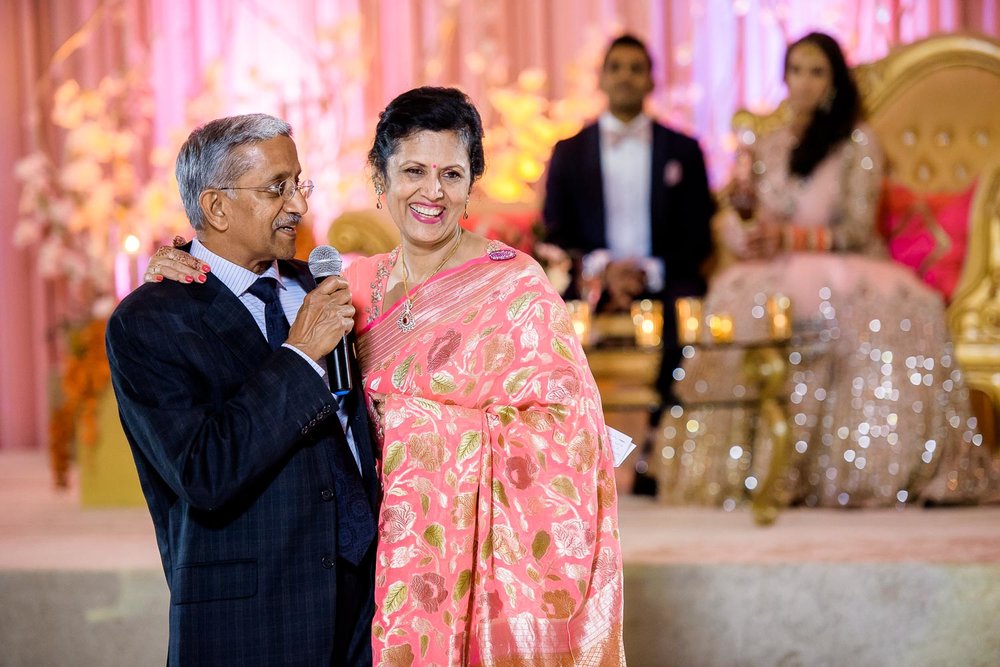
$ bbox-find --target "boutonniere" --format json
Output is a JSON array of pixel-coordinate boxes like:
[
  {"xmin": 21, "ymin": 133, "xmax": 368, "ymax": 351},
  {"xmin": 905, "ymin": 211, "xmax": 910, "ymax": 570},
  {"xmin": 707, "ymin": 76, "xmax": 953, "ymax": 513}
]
[{"xmin": 663, "ymin": 160, "xmax": 683, "ymax": 186}]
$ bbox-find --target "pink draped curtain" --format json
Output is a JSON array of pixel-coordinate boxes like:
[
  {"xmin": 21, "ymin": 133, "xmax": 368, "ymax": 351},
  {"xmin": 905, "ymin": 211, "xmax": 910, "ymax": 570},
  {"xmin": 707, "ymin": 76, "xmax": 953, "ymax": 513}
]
[{"xmin": 2, "ymin": 0, "xmax": 997, "ymax": 450}]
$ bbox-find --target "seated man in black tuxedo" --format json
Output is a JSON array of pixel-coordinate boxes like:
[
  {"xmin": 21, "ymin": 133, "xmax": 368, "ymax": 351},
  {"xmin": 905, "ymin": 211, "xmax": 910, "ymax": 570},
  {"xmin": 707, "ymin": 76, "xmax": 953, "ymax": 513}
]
[
  {"xmin": 542, "ymin": 34, "xmax": 715, "ymax": 494},
  {"xmin": 106, "ymin": 114, "xmax": 378, "ymax": 666}
]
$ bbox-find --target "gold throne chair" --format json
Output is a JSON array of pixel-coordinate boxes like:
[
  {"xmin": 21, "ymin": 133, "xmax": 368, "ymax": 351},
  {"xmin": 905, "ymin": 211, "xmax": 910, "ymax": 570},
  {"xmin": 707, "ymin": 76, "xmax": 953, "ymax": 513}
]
[
  {"xmin": 856, "ymin": 33, "xmax": 1000, "ymax": 446},
  {"xmin": 327, "ymin": 208, "xmax": 400, "ymax": 256}
]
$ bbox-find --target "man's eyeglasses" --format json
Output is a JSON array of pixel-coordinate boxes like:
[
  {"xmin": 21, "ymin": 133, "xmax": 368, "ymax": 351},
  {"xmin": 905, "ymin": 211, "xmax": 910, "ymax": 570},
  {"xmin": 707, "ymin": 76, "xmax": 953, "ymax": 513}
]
[{"xmin": 219, "ymin": 177, "xmax": 314, "ymax": 202}]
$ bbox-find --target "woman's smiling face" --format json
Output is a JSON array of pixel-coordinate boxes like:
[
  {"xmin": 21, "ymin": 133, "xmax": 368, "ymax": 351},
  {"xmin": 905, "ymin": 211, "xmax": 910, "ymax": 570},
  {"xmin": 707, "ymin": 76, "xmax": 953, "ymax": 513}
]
[{"xmin": 383, "ymin": 129, "xmax": 471, "ymax": 250}]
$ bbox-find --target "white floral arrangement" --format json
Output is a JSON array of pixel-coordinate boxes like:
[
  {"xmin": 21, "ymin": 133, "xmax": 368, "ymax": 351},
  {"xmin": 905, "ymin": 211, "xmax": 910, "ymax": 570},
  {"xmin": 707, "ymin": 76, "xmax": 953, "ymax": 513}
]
[{"xmin": 14, "ymin": 71, "xmax": 189, "ymax": 322}]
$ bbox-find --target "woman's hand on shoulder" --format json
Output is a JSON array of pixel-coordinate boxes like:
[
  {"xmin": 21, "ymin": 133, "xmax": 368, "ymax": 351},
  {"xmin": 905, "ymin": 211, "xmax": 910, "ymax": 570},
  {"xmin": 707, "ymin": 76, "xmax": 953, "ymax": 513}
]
[{"xmin": 144, "ymin": 237, "xmax": 208, "ymax": 284}]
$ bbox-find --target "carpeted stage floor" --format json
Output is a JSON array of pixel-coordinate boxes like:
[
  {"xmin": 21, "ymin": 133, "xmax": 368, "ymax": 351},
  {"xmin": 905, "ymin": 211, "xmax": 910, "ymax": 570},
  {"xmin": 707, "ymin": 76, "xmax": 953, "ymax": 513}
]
[{"xmin": 2, "ymin": 449, "xmax": 998, "ymax": 666}]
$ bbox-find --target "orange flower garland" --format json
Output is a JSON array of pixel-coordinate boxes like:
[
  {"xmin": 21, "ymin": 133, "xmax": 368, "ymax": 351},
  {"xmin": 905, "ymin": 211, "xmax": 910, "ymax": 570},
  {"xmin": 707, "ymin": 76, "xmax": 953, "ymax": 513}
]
[{"xmin": 49, "ymin": 319, "xmax": 110, "ymax": 487}]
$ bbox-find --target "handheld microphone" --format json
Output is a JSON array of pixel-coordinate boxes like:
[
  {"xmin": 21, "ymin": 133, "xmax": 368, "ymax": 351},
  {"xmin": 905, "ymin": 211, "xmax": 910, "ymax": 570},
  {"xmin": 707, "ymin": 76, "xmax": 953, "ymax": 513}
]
[{"xmin": 308, "ymin": 245, "xmax": 354, "ymax": 396}]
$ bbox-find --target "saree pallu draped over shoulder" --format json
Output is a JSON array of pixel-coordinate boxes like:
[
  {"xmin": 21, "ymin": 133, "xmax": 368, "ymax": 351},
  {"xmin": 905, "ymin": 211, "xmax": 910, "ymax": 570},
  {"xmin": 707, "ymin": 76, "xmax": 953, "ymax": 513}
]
[{"xmin": 351, "ymin": 248, "xmax": 626, "ymax": 667}]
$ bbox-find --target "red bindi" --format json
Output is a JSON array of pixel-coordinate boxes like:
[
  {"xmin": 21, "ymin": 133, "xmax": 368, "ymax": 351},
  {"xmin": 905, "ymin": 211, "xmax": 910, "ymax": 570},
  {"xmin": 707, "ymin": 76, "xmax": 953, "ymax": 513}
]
[{"xmin": 432, "ymin": 164, "xmax": 437, "ymax": 169}]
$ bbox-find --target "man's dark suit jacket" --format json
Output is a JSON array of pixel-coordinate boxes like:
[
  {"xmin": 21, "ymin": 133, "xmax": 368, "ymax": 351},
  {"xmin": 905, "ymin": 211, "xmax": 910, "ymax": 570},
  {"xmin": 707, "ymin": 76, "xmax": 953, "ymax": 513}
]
[
  {"xmin": 542, "ymin": 119, "xmax": 716, "ymax": 398},
  {"xmin": 106, "ymin": 257, "xmax": 379, "ymax": 666}
]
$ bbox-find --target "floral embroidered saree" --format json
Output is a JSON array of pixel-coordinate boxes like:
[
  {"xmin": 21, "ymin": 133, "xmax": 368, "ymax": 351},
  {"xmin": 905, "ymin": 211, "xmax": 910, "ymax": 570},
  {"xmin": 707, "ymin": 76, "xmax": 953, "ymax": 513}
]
[{"xmin": 346, "ymin": 244, "xmax": 626, "ymax": 667}]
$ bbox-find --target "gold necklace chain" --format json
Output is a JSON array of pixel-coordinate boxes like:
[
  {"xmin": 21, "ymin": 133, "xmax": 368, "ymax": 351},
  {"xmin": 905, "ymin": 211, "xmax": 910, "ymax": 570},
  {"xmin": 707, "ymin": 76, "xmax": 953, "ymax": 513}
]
[{"xmin": 396, "ymin": 228, "xmax": 463, "ymax": 332}]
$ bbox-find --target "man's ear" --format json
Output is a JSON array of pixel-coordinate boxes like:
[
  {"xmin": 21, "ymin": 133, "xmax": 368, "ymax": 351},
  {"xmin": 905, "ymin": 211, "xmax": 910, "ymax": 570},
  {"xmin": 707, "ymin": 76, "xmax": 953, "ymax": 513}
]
[{"xmin": 200, "ymin": 189, "xmax": 230, "ymax": 233}]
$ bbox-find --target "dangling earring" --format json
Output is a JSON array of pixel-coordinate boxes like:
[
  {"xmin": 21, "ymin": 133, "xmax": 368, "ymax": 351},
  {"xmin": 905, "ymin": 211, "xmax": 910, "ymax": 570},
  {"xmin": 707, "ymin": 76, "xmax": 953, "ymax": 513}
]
[
  {"xmin": 820, "ymin": 88, "xmax": 835, "ymax": 113},
  {"xmin": 375, "ymin": 184, "xmax": 383, "ymax": 210},
  {"xmin": 463, "ymin": 200, "xmax": 469, "ymax": 220}
]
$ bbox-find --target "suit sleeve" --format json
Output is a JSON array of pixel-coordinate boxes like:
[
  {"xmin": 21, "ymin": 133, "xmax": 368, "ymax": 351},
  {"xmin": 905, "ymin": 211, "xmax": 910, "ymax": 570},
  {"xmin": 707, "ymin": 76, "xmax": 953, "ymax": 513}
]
[
  {"xmin": 541, "ymin": 140, "xmax": 573, "ymax": 248},
  {"xmin": 106, "ymin": 308, "xmax": 337, "ymax": 511}
]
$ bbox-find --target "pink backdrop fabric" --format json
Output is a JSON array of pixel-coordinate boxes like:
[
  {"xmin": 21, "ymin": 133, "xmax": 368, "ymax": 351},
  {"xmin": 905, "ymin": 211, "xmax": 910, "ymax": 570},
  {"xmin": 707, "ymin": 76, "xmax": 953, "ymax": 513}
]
[{"xmin": 1, "ymin": 0, "xmax": 997, "ymax": 450}]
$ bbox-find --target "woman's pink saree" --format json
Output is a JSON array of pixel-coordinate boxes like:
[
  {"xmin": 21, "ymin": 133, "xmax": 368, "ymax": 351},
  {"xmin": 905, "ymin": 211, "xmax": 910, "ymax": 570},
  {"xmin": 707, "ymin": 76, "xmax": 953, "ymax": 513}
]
[{"xmin": 346, "ymin": 244, "xmax": 626, "ymax": 666}]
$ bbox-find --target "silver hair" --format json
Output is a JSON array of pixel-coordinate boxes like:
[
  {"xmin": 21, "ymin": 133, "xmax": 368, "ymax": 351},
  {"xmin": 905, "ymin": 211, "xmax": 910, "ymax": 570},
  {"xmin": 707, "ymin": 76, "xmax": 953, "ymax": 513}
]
[{"xmin": 175, "ymin": 113, "xmax": 293, "ymax": 230}]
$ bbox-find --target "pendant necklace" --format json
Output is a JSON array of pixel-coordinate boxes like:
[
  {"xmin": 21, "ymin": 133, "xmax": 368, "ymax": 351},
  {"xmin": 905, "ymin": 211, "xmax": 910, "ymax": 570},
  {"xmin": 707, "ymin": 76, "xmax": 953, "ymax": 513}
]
[{"xmin": 396, "ymin": 229, "xmax": 463, "ymax": 333}]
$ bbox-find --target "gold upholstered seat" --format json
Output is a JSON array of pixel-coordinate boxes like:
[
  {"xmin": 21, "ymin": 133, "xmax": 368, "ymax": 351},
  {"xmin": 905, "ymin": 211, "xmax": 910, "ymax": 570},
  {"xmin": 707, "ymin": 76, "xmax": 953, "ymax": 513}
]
[
  {"xmin": 858, "ymin": 33, "xmax": 1000, "ymax": 447},
  {"xmin": 327, "ymin": 208, "xmax": 400, "ymax": 257}
]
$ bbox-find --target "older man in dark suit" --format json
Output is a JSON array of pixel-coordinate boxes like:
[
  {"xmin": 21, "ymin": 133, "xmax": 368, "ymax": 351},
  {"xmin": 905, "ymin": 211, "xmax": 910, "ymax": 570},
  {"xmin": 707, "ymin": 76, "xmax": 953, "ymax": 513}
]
[
  {"xmin": 543, "ymin": 34, "xmax": 715, "ymax": 493},
  {"xmin": 106, "ymin": 114, "xmax": 378, "ymax": 666}
]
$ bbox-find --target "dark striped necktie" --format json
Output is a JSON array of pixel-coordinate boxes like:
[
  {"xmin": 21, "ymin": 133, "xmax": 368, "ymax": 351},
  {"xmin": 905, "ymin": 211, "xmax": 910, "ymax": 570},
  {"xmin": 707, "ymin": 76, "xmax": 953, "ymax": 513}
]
[{"xmin": 247, "ymin": 277, "xmax": 290, "ymax": 351}]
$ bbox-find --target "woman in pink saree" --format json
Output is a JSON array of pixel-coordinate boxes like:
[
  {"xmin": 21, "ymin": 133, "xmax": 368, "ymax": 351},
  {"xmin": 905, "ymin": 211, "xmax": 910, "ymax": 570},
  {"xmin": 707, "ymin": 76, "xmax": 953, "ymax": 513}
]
[{"xmin": 347, "ymin": 86, "xmax": 625, "ymax": 666}]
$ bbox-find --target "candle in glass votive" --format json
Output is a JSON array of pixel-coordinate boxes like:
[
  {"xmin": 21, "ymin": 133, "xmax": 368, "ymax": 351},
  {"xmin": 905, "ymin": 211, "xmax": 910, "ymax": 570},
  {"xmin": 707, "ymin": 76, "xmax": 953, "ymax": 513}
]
[
  {"xmin": 123, "ymin": 234, "xmax": 142, "ymax": 290},
  {"xmin": 631, "ymin": 299, "xmax": 663, "ymax": 348},
  {"xmin": 766, "ymin": 293, "xmax": 792, "ymax": 340},
  {"xmin": 566, "ymin": 300, "xmax": 592, "ymax": 345},
  {"xmin": 674, "ymin": 297, "xmax": 702, "ymax": 344},
  {"xmin": 708, "ymin": 313, "xmax": 735, "ymax": 343}
]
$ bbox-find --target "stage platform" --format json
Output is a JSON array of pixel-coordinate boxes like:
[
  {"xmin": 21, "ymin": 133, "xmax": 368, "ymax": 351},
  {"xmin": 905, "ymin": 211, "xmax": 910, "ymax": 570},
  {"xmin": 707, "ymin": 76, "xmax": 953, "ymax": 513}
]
[{"xmin": 2, "ymin": 449, "xmax": 999, "ymax": 666}]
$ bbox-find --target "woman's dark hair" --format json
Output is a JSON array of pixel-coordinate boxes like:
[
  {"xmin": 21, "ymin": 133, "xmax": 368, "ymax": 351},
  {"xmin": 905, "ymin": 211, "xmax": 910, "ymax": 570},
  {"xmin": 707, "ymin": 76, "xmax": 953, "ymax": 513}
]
[
  {"xmin": 368, "ymin": 86, "xmax": 486, "ymax": 187},
  {"xmin": 784, "ymin": 32, "xmax": 860, "ymax": 177}
]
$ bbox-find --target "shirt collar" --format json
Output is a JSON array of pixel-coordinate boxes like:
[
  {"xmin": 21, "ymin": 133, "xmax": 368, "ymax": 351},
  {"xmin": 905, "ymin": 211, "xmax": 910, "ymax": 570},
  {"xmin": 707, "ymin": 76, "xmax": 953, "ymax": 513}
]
[
  {"xmin": 599, "ymin": 111, "xmax": 652, "ymax": 133},
  {"xmin": 190, "ymin": 239, "xmax": 283, "ymax": 297}
]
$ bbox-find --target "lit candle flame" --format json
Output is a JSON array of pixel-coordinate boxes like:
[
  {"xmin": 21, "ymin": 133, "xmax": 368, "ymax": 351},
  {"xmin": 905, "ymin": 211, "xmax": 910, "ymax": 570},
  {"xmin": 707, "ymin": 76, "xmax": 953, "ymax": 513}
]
[{"xmin": 123, "ymin": 234, "xmax": 141, "ymax": 255}]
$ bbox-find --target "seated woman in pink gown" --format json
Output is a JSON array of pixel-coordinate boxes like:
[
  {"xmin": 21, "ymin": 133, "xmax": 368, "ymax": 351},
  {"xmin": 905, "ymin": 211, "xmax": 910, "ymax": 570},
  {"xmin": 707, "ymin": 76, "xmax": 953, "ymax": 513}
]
[
  {"xmin": 145, "ymin": 87, "xmax": 627, "ymax": 666},
  {"xmin": 663, "ymin": 32, "xmax": 997, "ymax": 509}
]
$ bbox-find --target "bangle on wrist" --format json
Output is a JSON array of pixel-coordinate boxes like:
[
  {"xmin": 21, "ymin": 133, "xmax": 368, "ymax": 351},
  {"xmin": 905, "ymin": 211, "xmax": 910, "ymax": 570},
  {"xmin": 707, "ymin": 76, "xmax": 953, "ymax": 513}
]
[
  {"xmin": 789, "ymin": 226, "xmax": 805, "ymax": 251},
  {"xmin": 816, "ymin": 227, "xmax": 831, "ymax": 251}
]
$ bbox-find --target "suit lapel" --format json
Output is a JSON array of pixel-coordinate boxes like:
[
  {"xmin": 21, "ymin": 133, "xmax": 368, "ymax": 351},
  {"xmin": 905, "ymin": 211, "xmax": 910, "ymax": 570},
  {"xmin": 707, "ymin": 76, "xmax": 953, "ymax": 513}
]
[
  {"xmin": 650, "ymin": 122, "xmax": 670, "ymax": 198},
  {"xmin": 650, "ymin": 123, "xmax": 671, "ymax": 254},
  {"xmin": 586, "ymin": 124, "xmax": 609, "ymax": 248},
  {"xmin": 174, "ymin": 241, "xmax": 270, "ymax": 365},
  {"xmin": 196, "ymin": 274, "xmax": 273, "ymax": 367},
  {"xmin": 345, "ymin": 351, "xmax": 380, "ymax": 505}
]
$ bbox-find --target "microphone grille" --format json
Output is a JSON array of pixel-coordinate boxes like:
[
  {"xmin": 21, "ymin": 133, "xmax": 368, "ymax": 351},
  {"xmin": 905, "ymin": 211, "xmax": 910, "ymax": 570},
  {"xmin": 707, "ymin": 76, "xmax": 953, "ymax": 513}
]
[{"xmin": 308, "ymin": 245, "xmax": 342, "ymax": 278}]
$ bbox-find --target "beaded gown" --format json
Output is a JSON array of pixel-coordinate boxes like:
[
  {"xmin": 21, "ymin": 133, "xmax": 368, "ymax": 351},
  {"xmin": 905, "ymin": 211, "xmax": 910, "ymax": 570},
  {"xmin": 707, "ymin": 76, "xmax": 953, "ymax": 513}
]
[{"xmin": 660, "ymin": 124, "xmax": 997, "ymax": 509}]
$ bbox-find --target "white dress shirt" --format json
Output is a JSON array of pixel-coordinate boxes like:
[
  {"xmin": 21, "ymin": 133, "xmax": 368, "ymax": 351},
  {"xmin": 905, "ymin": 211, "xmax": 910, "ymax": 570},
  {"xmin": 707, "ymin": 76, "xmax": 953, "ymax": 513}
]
[
  {"xmin": 190, "ymin": 239, "xmax": 362, "ymax": 472},
  {"xmin": 588, "ymin": 112, "xmax": 664, "ymax": 292}
]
